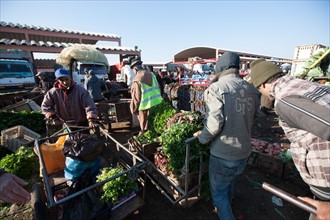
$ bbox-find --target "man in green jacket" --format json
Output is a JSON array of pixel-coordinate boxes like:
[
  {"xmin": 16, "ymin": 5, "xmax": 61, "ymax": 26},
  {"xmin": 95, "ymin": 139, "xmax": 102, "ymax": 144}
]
[{"xmin": 129, "ymin": 57, "xmax": 162, "ymax": 136}]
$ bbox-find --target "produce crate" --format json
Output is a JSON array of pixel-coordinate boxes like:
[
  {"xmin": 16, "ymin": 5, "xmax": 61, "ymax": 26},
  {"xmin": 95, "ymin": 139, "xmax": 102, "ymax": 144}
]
[
  {"xmin": 1, "ymin": 125, "xmax": 41, "ymax": 151},
  {"xmin": 96, "ymin": 98, "xmax": 132, "ymax": 123},
  {"xmin": 256, "ymin": 153, "xmax": 297, "ymax": 178},
  {"xmin": 257, "ymin": 153, "xmax": 284, "ymax": 178},
  {"xmin": 1, "ymin": 99, "xmax": 41, "ymax": 112},
  {"xmin": 128, "ymin": 137, "xmax": 159, "ymax": 161}
]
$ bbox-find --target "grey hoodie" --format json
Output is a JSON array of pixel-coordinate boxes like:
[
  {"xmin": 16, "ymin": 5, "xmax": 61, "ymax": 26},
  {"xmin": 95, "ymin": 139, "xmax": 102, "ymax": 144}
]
[{"xmin": 198, "ymin": 69, "xmax": 261, "ymax": 160}]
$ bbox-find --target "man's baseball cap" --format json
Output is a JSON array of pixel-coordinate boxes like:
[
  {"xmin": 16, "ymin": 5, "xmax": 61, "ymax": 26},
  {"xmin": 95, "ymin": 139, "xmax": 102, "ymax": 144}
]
[{"xmin": 55, "ymin": 68, "xmax": 70, "ymax": 79}]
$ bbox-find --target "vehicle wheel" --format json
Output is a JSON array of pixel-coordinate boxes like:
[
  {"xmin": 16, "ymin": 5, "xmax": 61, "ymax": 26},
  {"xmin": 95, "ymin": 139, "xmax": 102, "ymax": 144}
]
[{"xmin": 31, "ymin": 182, "xmax": 48, "ymax": 220}]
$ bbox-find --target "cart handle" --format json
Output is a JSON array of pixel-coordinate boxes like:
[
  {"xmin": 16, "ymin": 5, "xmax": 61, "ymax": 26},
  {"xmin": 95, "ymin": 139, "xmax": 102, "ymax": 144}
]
[
  {"xmin": 184, "ymin": 136, "xmax": 197, "ymax": 144},
  {"xmin": 262, "ymin": 182, "xmax": 317, "ymax": 214}
]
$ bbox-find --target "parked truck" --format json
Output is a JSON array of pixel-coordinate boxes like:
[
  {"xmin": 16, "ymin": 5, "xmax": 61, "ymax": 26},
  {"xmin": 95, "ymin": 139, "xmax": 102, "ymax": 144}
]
[
  {"xmin": 55, "ymin": 45, "xmax": 109, "ymax": 86},
  {"xmin": 0, "ymin": 48, "xmax": 36, "ymax": 93}
]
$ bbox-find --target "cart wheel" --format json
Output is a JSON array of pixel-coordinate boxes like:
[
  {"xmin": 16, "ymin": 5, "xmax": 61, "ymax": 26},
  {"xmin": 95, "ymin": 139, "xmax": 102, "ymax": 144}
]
[{"xmin": 31, "ymin": 182, "xmax": 48, "ymax": 220}]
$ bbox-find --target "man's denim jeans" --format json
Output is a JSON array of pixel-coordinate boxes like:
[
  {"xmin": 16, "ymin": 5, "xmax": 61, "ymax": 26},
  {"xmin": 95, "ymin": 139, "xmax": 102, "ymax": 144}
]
[{"xmin": 209, "ymin": 155, "xmax": 248, "ymax": 220}]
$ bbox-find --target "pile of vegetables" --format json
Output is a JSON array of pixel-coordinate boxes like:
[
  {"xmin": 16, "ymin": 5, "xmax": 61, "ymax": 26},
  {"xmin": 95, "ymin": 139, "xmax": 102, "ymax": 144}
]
[
  {"xmin": 0, "ymin": 146, "xmax": 39, "ymax": 181},
  {"xmin": 251, "ymin": 138, "xmax": 291, "ymax": 161},
  {"xmin": 166, "ymin": 111, "xmax": 200, "ymax": 129},
  {"xmin": 154, "ymin": 147, "xmax": 170, "ymax": 174},
  {"xmin": 133, "ymin": 130, "xmax": 159, "ymax": 145},
  {"xmin": 160, "ymin": 121, "xmax": 207, "ymax": 175},
  {"xmin": 295, "ymin": 47, "xmax": 330, "ymax": 84},
  {"xmin": 148, "ymin": 101, "xmax": 177, "ymax": 134},
  {"xmin": 96, "ymin": 167, "xmax": 138, "ymax": 204},
  {"xmin": 0, "ymin": 110, "xmax": 46, "ymax": 134}
]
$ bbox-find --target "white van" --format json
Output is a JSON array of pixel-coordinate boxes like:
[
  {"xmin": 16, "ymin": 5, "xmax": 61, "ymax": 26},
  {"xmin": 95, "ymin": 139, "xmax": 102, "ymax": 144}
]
[{"xmin": 0, "ymin": 59, "xmax": 36, "ymax": 93}]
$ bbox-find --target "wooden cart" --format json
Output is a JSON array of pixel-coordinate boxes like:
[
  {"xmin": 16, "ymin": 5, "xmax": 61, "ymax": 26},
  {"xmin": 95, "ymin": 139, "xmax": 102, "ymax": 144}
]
[{"xmin": 128, "ymin": 136, "xmax": 207, "ymax": 208}]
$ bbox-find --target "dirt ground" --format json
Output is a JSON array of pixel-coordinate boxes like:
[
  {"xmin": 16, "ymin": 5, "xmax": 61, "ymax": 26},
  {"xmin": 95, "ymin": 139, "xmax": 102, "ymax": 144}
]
[
  {"xmin": 0, "ymin": 111, "xmax": 313, "ymax": 220},
  {"xmin": 108, "ymin": 112, "xmax": 312, "ymax": 220}
]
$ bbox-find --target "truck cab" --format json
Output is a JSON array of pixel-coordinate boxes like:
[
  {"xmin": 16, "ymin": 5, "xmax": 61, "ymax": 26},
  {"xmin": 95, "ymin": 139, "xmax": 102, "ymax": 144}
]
[
  {"xmin": 71, "ymin": 61, "xmax": 108, "ymax": 86},
  {"xmin": 0, "ymin": 58, "xmax": 36, "ymax": 93}
]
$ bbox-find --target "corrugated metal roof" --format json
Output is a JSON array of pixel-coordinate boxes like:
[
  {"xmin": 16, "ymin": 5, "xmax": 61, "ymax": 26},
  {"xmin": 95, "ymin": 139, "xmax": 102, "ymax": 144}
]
[
  {"xmin": 0, "ymin": 21, "xmax": 121, "ymax": 39},
  {"xmin": 0, "ymin": 38, "xmax": 138, "ymax": 52}
]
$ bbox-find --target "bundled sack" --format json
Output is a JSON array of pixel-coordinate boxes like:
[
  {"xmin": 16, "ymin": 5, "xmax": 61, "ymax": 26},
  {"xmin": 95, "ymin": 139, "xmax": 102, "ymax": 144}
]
[{"xmin": 62, "ymin": 133, "xmax": 103, "ymax": 162}]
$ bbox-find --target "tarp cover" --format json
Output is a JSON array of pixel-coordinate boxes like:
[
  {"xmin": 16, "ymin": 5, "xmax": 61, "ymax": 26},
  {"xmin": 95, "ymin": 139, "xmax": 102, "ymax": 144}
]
[{"xmin": 56, "ymin": 45, "xmax": 109, "ymax": 67}]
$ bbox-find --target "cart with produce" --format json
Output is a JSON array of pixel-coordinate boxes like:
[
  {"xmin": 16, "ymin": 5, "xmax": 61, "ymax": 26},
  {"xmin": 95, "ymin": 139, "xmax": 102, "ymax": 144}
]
[
  {"xmin": 130, "ymin": 135, "xmax": 207, "ymax": 207},
  {"xmin": 33, "ymin": 123, "xmax": 147, "ymax": 220},
  {"xmin": 128, "ymin": 101, "xmax": 209, "ymax": 207}
]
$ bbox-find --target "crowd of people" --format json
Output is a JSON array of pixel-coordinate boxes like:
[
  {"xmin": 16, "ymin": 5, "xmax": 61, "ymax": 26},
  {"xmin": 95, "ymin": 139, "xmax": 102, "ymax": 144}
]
[{"xmin": 0, "ymin": 52, "xmax": 329, "ymax": 220}]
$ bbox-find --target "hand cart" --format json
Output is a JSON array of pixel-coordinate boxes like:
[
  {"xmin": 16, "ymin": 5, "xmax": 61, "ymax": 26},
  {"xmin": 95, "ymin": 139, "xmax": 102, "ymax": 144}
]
[
  {"xmin": 129, "ymin": 136, "xmax": 207, "ymax": 208},
  {"xmin": 33, "ymin": 124, "xmax": 147, "ymax": 220}
]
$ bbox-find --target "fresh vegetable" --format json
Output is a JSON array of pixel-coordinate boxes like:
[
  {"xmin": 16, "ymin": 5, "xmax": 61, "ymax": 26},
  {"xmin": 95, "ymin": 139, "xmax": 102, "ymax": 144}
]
[
  {"xmin": 0, "ymin": 146, "xmax": 39, "ymax": 181},
  {"xmin": 96, "ymin": 167, "xmax": 138, "ymax": 204},
  {"xmin": 160, "ymin": 122, "xmax": 207, "ymax": 174},
  {"xmin": 166, "ymin": 111, "xmax": 201, "ymax": 129},
  {"xmin": 250, "ymin": 138, "xmax": 290, "ymax": 160},
  {"xmin": 0, "ymin": 110, "xmax": 46, "ymax": 134},
  {"xmin": 148, "ymin": 101, "xmax": 177, "ymax": 134},
  {"xmin": 296, "ymin": 47, "xmax": 330, "ymax": 80},
  {"xmin": 133, "ymin": 130, "xmax": 159, "ymax": 145}
]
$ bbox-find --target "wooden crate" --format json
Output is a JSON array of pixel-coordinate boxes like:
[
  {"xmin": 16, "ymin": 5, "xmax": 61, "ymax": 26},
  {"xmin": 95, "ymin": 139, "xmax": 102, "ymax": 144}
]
[{"xmin": 257, "ymin": 153, "xmax": 284, "ymax": 178}]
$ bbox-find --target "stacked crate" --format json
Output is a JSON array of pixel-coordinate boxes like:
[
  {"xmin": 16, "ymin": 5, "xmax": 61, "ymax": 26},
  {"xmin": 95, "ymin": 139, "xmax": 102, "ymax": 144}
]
[{"xmin": 164, "ymin": 83, "xmax": 207, "ymax": 114}]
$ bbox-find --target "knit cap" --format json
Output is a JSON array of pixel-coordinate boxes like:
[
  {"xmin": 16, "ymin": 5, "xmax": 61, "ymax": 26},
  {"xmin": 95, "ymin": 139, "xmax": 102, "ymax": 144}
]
[
  {"xmin": 212, "ymin": 51, "xmax": 240, "ymax": 82},
  {"xmin": 250, "ymin": 59, "xmax": 283, "ymax": 88}
]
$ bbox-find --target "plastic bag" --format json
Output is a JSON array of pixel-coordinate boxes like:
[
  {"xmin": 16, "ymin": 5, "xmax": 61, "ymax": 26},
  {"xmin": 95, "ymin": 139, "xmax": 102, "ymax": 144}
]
[
  {"xmin": 64, "ymin": 156, "xmax": 100, "ymax": 180},
  {"xmin": 62, "ymin": 133, "xmax": 103, "ymax": 162}
]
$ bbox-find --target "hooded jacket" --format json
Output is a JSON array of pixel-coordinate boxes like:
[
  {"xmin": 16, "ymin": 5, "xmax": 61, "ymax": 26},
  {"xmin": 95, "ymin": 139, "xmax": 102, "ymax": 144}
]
[
  {"xmin": 198, "ymin": 68, "xmax": 261, "ymax": 160},
  {"xmin": 41, "ymin": 80, "xmax": 98, "ymax": 125}
]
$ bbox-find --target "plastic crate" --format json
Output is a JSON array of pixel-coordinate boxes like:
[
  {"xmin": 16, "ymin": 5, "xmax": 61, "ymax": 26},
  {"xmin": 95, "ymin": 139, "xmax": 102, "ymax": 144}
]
[{"xmin": 1, "ymin": 125, "xmax": 41, "ymax": 151}]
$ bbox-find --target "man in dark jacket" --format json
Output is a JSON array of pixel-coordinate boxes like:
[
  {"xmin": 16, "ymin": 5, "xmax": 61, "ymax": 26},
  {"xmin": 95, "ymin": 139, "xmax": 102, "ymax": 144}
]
[
  {"xmin": 36, "ymin": 71, "xmax": 55, "ymax": 93},
  {"xmin": 41, "ymin": 68, "xmax": 98, "ymax": 128},
  {"xmin": 84, "ymin": 69, "xmax": 106, "ymax": 102},
  {"xmin": 194, "ymin": 52, "xmax": 261, "ymax": 220}
]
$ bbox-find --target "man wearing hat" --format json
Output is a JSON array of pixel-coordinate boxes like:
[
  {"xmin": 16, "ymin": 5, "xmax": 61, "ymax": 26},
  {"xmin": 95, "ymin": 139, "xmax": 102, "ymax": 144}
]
[
  {"xmin": 41, "ymin": 68, "xmax": 98, "ymax": 128},
  {"xmin": 129, "ymin": 56, "xmax": 163, "ymax": 136},
  {"xmin": 194, "ymin": 51, "xmax": 261, "ymax": 220},
  {"xmin": 250, "ymin": 59, "xmax": 330, "ymax": 220},
  {"xmin": 36, "ymin": 71, "xmax": 55, "ymax": 94}
]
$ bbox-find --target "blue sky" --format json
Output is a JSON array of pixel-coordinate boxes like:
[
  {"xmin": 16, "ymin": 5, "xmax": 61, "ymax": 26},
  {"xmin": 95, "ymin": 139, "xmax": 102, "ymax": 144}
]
[{"xmin": 1, "ymin": 0, "xmax": 329, "ymax": 65}]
